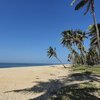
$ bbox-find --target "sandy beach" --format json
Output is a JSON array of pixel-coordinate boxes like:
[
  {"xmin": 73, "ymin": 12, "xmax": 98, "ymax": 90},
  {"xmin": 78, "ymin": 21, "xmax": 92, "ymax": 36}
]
[{"xmin": 0, "ymin": 65, "xmax": 70, "ymax": 100}]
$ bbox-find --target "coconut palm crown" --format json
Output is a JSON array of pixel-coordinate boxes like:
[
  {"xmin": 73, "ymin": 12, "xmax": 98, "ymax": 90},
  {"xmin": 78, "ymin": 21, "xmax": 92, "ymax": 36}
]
[
  {"xmin": 71, "ymin": 0, "xmax": 94, "ymax": 15},
  {"xmin": 47, "ymin": 46, "xmax": 57, "ymax": 58}
]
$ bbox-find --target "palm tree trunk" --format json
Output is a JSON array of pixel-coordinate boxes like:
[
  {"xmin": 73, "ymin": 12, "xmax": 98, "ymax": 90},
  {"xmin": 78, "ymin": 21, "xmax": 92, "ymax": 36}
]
[
  {"xmin": 55, "ymin": 57, "xmax": 66, "ymax": 68},
  {"xmin": 92, "ymin": 12, "xmax": 100, "ymax": 56}
]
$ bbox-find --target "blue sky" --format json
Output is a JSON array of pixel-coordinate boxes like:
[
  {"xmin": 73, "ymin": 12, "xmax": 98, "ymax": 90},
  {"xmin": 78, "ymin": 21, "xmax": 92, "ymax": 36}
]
[{"xmin": 0, "ymin": 0, "xmax": 100, "ymax": 63}]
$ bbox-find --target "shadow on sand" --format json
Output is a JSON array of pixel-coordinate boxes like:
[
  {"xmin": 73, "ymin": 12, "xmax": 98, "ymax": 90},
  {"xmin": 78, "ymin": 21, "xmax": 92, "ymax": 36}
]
[
  {"xmin": 50, "ymin": 71, "xmax": 100, "ymax": 100},
  {"xmin": 4, "ymin": 71, "xmax": 100, "ymax": 100}
]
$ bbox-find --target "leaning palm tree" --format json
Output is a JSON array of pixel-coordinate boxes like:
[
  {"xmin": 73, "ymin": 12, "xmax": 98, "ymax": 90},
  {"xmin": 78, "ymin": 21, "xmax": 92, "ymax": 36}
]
[
  {"xmin": 71, "ymin": 0, "xmax": 100, "ymax": 56},
  {"xmin": 71, "ymin": 30, "xmax": 87, "ymax": 64},
  {"xmin": 47, "ymin": 46, "xmax": 66, "ymax": 68}
]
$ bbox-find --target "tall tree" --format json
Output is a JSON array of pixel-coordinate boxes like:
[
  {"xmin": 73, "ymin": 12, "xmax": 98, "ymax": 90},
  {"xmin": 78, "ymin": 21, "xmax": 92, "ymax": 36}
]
[
  {"xmin": 61, "ymin": 30, "xmax": 87, "ymax": 66},
  {"xmin": 47, "ymin": 46, "xmax": 66, "ymax": 68},
  {"xmin": 71, "ymin": 0, "xmax": 100, "ymax": 56}
]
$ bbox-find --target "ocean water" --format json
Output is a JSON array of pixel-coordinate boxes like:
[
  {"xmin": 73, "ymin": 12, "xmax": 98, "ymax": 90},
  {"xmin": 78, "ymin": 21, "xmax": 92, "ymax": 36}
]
[{"xmin": 0, "ymin": 63, "xmax": 58, "ymax": 68}]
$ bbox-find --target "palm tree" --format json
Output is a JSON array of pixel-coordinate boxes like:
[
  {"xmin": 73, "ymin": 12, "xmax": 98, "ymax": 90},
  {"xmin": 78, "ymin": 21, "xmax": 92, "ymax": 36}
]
[
  {"xmin": 71, "ymin": 0, "xmax": 100, "ymax": 56},
  {"xmin": 47, "ymin": 46, "xmax": 66, "ymax": 68},
  {"xmin": 88, "ymin": 24, "xmax": 100, "ymax": 49},
  {"xmin": 72, "ymin": 30, "xmax": 87, "ymax": 64},
  {"xmin": 61, "ymin": 30, "xmax": 87, "ymax": 66},
  {"xmin": 61, "ymin": 30, "xmax": 74, "ymax": 66}
]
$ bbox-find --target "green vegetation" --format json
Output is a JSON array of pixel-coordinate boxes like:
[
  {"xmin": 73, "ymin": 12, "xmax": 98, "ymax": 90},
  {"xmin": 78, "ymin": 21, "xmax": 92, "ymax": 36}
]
[{"xmin": 72, "ymin": 65, "xmax": 100, "ymax": 74}]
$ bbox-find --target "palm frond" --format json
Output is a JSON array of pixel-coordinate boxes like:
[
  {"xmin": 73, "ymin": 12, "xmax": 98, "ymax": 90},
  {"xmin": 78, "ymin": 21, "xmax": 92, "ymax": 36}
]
[
  {"xmin": 75, "ymin": 0, "xmax": 88, "ymax": 10},
  {"xmin": 84, "ymin": 0, "xmax": 91, "ymax": 15}
]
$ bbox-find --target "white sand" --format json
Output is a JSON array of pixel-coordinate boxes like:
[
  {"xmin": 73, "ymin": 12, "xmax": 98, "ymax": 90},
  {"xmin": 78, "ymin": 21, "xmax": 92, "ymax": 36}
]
[{"xmin": 0, "ymin": 65, "xmax": 70, "ymax": 100}]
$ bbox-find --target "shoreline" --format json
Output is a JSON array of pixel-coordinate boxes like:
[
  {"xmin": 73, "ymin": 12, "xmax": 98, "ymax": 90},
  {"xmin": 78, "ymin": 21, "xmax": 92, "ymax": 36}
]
[{"xmin": 0, "ymin": 64, "xmax": 71, "ymax": 69}]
